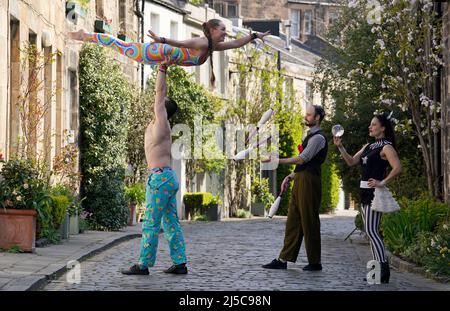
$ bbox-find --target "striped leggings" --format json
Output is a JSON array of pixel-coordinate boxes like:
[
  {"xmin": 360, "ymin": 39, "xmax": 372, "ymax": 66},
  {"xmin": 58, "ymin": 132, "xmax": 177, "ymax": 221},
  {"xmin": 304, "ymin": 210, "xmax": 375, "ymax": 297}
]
[{"xmin": 361, "ymin": 204, "xmax": 388, "ymax": 263}]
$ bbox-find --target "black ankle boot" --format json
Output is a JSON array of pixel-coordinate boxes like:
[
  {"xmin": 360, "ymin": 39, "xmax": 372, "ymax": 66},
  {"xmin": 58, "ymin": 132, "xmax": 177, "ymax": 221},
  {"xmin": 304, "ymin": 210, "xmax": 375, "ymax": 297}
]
[{"xmin": 380, "ymin": 262, "xmax": 390, "ymax": 283}]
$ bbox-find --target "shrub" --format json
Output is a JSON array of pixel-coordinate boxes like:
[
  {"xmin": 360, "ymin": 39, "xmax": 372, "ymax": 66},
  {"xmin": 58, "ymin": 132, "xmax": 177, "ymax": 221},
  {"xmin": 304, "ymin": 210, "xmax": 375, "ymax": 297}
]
[
  {"xmin": 423, "ymin": 222, "xmax": 450, "ymax": 277},
  {"xmin": 381, "ymin": 196, "xmax": 448, "ymax": 255},
  {"xmin": 183, "ymin": 192, "xmax": 214, "ymax": 209},
  {"xmin": 320, "ymin": 158, "xmax": 340, "ymax": 214},
  {"xmin": 235, "ymin": 209, "xmax": 252, "ymax": 219},
  {"xmin": 401, "ymin": 222, "xmax": 450, "ymax": 278},
  {"xmin": 79, "ymin": 44, "xmax": 131, "ymax": 231},
  {"xmin": 0, "ymin": 159, "xmax": 48, "ymax": 210},
  {"xmin": 124, "ymin": 183, "xmax": 146, "ymax": 205},
  {"xmin": 251, "ymin": 177, "xmax": 274, "ymax": 211},
  {"xmin": 82, "ymin": 168, "xmax": 129, "ymax": 231},
  {"xmin": 49, "ymin": 195, "xmax": 69, "ymax": 229}
]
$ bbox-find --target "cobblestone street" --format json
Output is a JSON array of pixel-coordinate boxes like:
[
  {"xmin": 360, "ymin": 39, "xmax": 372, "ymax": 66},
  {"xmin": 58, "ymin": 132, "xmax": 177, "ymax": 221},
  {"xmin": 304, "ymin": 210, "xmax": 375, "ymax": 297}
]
[{"xmin": 42, "ymin": 210, "xmax": 449, "ymax": 291}]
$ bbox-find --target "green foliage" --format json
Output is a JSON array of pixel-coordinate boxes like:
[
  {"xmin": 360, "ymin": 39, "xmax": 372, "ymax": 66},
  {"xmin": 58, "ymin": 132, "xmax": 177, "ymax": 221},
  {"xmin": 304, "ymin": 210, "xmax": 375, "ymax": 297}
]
[
  {"xmin": 235, "ymin": 209, "xmax": 252, "ymax": 219},
  {"xmin": 320, "ymin": 157, "xmax": 340, "ymax": 214},
  {"xmin": 275, "ymin": 108, "xmax": 303, "ymax": 216},
  {"xmin": 7, "ymin": 245, "xmax": 23, "ymax": 253},
  {"xmin": 0, "ymin": 159, "xmax": 49, "ymax": 210},
  {"xmin": 183, "ymin": 192, "xmax": 214, "ymax": 209},
  {"xmin": 124, "ymin": 183, "xmax": 146, "ymax": 205},
  {"xmin": 381, "ymin": 196, "xmax": 448, "ymax": 255},
  {"xmin": 401, "ymin": 222, "xmax": 450, "ymax": 278},
  {"xmin": 251, "ymin": 177, "xmax": 274, "ymax": 210},
  {"xmin": 188, "ymin": 0, "xmax": 203, "ymax": 6},
  {"xmin": 422, "ymin": 222, "xmax": 450, "ymax": 277},
  {"xmin": 49, "ymin": 195, "xmax": 69, "ymax": 229},
  {"xmin": 193, "ymin": 214, "xmax": 207, "ymax": 221},
  {"xmin": 126, "ymin": 89, "xmax": 153, "ymax": 184},
  {"xmin": 83, "ymin": 169, "xmax": 129, "ymax": 231},
  {"xmin": 79, "ymin": 44, "xmax": 131, "ymax": 231},
  {"xmin": 315, "ymin": 0, "xmax": 440, "ymax": 198}
]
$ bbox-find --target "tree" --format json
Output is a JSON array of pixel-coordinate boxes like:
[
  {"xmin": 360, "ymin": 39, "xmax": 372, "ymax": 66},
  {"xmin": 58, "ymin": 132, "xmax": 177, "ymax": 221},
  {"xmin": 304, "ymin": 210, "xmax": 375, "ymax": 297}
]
[{"xmin": 314, "ymin": 0, "xmax": 434, "ymax": 200}]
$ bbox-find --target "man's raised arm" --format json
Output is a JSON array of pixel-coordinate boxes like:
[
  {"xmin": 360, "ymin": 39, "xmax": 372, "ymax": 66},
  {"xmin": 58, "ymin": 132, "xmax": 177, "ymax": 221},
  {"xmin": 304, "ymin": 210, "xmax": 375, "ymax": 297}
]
[{"xmin": 154, "ymin": 64, "xmax": 168, "ymax": 121}]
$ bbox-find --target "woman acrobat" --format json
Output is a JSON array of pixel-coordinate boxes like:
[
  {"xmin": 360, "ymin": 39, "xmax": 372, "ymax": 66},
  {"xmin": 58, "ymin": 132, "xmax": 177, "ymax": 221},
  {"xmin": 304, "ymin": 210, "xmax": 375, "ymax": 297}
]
[{"xmin": 68, "ymin": 19, "xmax": 270, "ymax": 85}]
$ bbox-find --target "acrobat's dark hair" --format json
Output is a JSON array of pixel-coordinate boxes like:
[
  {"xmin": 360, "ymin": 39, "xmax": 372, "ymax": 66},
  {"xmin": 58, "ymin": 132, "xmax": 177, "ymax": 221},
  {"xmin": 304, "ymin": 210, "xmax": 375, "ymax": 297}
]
[
  {"xmin": 165, "ymin": 97, "xmax": 178, "ymax": 119},
  {"xmin": 202, "ymin": 19, "xmax": 222, "ymax": 88}
]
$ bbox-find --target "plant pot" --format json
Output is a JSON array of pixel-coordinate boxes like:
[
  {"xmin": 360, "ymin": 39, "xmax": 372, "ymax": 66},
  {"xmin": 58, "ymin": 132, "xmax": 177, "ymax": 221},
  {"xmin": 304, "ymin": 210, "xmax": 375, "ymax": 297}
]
[
  {"xmin": 0, "ymin": 208, "xmax": 37, "ymax": 253},
  {"xmin": 250, "ymin": 202, "xmax": 265, "ymax": 217},
  {"xmin": 59, "ymin": 214, "xmax": 70, "ymax": 240},
  {"xmin": 95, "ymin": 20, "xmax": 112, "ymax": 34},
  {"xmin": 206, "ymin": 204, "xmax": 221, "ymax": 221},
  {"xmin": 69, "ymin": 213, "xmax": 79, "ymax": 235},
  {"xmin": 128, "ymin": 203, "xmax": 137, "ymax": 226}
]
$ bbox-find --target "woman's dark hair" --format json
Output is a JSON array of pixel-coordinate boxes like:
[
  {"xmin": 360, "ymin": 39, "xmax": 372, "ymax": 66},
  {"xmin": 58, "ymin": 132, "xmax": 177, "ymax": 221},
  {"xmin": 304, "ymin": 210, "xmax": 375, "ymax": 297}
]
[
  {"xmin": 374, "ymin": 112, "xmax": 396, "ymax": 149},
  {"xmin": 202, "ymin": 19, "xmax": 222, "ymax": 88},
  {"xmin": 165, "ymin": 97, "xmax": 178, "ymax": 120}
]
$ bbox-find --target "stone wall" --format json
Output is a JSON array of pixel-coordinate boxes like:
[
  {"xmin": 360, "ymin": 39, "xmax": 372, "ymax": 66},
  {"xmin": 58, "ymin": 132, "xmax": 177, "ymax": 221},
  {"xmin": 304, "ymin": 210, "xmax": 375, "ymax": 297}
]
[
  {"xmin": 0, "ymin": 0, "xmax": 139, "ymax": 165},
  {"xmin": 239, "ymin": 0, "xmax": 289, "ymax": 21}
]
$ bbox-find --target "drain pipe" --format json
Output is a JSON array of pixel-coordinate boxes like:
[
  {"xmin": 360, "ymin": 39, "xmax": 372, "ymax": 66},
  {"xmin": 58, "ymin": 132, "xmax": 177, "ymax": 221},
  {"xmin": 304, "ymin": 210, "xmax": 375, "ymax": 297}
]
[{"xmin": 134, "ymin": 0, "xmax": 145, "ymax": 90}]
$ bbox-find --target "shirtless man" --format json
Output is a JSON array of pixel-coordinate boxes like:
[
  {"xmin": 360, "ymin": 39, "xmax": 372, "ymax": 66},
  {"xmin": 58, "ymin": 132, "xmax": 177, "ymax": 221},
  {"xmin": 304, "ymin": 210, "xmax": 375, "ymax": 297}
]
[{"xmin": 121, "ymin": 63, "xmax": 187, "ymax": 275}]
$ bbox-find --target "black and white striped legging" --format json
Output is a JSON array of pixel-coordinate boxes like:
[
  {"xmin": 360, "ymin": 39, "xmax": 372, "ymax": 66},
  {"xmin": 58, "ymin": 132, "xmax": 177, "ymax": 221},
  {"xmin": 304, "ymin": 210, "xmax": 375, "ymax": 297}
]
[{"xmin": 361, "ymin": 204, "xmax": 387, "ymax": 263}]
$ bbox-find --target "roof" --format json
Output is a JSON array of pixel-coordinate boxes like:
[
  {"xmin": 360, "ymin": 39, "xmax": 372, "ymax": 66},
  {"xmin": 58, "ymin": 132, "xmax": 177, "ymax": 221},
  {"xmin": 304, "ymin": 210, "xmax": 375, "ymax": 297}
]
[
  {"xmin": 287, "ymin": 0, "xmax": 343, "ymax": 6},
  {"xmin": 232, "ymin": 26, "xmax": 322, "ymax": 68},
  {"xmin": 147, "ymin": 0, "xmax": 189, "ymax": 14}
]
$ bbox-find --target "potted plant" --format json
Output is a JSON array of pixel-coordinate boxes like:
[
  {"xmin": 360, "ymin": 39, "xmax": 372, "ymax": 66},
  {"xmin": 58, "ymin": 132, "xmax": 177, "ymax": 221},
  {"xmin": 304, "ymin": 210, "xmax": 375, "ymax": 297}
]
[
  {"xmin": 0, "ymin": 159, "xmax": 48, "ymax": 252},
  {"xmin": 206, "ymin": 194, "xmax": 222, "ymax": 221},
  {"xmin": 49, "ymin": 184, "xmax": 81, "ymax": 236},
  {"xmin": 124, "ymin": 183, "xmax": 145, "ymax": 226},
  {"xmin": 250, "ymin": 178, "xmax": 274, "ymax": 217}
]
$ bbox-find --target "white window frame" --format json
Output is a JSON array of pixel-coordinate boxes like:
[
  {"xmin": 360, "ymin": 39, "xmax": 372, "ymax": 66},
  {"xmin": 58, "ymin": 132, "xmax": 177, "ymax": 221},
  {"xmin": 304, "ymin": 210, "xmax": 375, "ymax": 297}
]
[
  {"xmin": 290, "ymin": 9, "xmax": 300, "ymax": 38},
  {"xmin": 304, "ymin": 10, "xmax": 312, "ymax": 35}
]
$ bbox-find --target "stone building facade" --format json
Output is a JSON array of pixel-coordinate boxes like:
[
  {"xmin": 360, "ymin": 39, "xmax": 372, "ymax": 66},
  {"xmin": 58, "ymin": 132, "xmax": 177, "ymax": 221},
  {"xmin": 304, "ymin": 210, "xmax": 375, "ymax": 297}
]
[{"xmin": 0, "ymin": 0, "xmax": 139, "ymax": 166}]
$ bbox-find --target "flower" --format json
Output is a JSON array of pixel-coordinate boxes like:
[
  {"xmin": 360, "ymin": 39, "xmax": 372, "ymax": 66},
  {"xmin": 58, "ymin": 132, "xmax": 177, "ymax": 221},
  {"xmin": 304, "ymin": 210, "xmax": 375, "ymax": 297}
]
[
  {"xmin": 297, "ymin": 144, "xmax": 303, "ymax": 154},
  {"xmin": 23, "ymin": 183, "xmax": 29, "ymax": 189},
  {"xmin": 16, "ymin": 196, "xmax": 22, "ymax": 202}
]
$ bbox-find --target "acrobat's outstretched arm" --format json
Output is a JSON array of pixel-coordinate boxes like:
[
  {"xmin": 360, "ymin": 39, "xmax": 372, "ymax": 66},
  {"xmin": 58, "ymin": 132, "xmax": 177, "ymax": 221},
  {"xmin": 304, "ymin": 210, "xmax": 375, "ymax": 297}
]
[{"xmin": 214, "ymin": 30, "xmax": 270, "ymax": 51}]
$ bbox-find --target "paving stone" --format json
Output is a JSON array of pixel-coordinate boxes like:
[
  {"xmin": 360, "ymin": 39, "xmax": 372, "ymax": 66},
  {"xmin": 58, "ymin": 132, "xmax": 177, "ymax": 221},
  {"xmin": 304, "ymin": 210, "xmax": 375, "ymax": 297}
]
[{"xmin": 41, "ymin": 210, "xmax": 450, "ymax": 291}]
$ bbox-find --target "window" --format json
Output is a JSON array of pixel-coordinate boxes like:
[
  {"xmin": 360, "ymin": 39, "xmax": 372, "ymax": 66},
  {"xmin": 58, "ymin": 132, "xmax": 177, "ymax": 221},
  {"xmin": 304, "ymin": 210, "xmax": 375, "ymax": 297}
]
[
  {"xmin": 170, "ymin": 21, "xmax": 178, "ymax": 40},
  {"xmin": 304, "ymin": 10, "xmax": 312, "ymax": 35},
  {"xmin": 214, "ymin": 3, "xmax": 225, "ymax": 16},
  {"xmin": 96, "ymin": 0, "xmax": 104, "ymax": 17},
  {"xmin": 290, "ymin": 10, "xmax": 300, "ymax": 38},
  {"xmin": 55, "ymin": 53, "xmax": 62, "ymax": 155},
  {"xmin": 66, "ymin": 70, "xmax": 78, "ymax": 145},
  {"xmin": 150, "ymin": 13, "xmax": 160, "ymax": 35},
  {"xmin": 43, "ymin": 46, "xmax": 53, "ymax": 166},
  {"xmin": 227, "ymin": 3, "xmax": 238, "ymax": 17},
  {"xmin": 328, "ymin": 12, "xmax": 338, "ymax": 27},
  {"xmin": 119, "ymin": 0, "xmax": 126, "ymax": 31},
  {"xmin": 8, "ymin": 19, "xmax": 20, "ymax": 156},
  {"xmin": 305, "ymin": 82, "xmax": 313, "ymax": 104}
]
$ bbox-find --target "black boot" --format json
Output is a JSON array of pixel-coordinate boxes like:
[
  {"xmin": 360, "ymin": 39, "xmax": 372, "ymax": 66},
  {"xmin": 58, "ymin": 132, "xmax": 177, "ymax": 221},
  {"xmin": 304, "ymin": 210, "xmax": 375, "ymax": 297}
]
[{"xmin": 380, "ymin": 262, "xmax": 390, "ymax": 284}]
